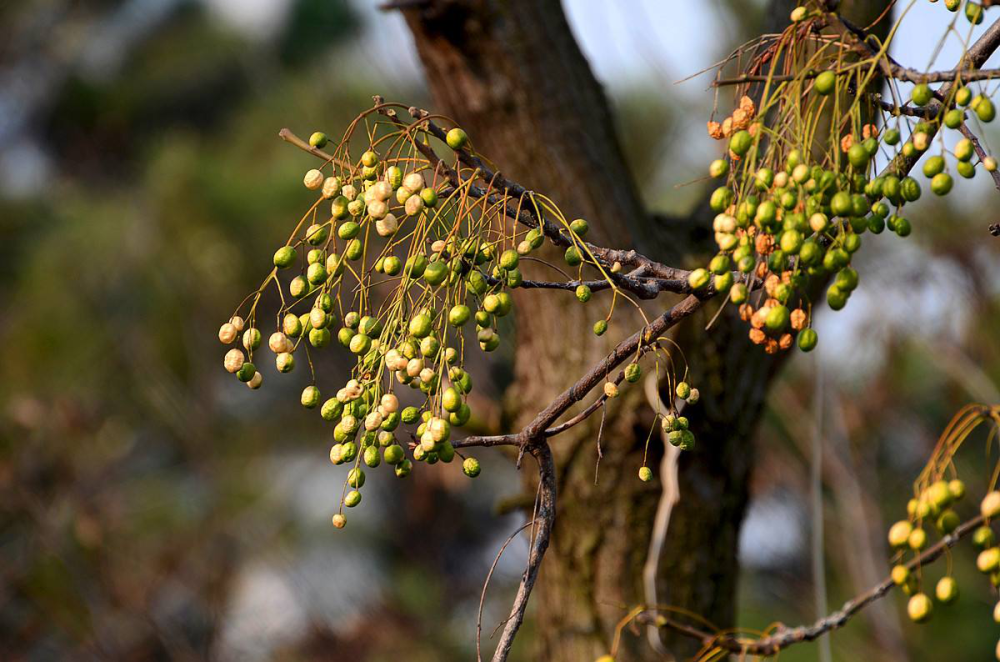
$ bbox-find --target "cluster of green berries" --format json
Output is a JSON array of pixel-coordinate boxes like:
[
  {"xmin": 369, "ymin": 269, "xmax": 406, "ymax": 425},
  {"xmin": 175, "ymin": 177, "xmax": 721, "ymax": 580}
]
[
  {"xmin": 223, "ymin": 123, "xmax": 647, "ymax": 527},
  {"xmin": 696, "ymin": 65, "xmax": 997, "ymax": 355}
]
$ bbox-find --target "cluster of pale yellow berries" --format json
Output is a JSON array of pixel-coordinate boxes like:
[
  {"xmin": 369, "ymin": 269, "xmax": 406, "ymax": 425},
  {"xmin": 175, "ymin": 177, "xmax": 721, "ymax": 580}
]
[{"xmin": 886, "ymin": 482, "xmax": 1000, "ymax": 643}]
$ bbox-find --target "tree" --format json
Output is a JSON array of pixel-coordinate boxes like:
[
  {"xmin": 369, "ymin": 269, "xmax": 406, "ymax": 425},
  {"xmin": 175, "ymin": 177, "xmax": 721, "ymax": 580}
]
[{"xmin": 219, "ymin": 1, "xmax": 1000, "ymax": 660}]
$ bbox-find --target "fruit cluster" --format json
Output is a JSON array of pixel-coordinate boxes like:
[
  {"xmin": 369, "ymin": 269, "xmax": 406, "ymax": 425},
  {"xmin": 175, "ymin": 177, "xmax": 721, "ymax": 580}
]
[
  {"xmin": 219, "ymin": 117, "xmax": 694, "ymax": 526},
  {"xmin": 881, "ymin": 404, "xmax": 1000, "ymax": 656},
  {"xmin": 691, "ymin": 9, "xmax": 998, "ymax": 355}
]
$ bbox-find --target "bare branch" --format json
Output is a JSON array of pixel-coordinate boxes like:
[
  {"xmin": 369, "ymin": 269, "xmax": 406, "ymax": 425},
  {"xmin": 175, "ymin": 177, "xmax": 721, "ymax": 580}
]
[{"xmin": 490, "ymin": 442, "xmax": 556, "ymax": 662}]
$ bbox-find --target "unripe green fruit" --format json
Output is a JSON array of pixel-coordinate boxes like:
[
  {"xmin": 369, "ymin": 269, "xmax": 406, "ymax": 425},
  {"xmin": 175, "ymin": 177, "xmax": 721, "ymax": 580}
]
[
  {"xmin": 274, "ymin": 246, "xmax": 297, "ymax": 268},
  {"xmin": 973, "ymin": 525, "xmax": 995, "ymax": 550},
  {"xmin": 289, "ymin": 275, "xmax": 310, "ymax": 299},
  {"xmin": 977, "ymin": 97, "xmax": 996, "ymax": 122},
  {"xmin": 911, "ymin": 83, "xmax": 932, "ymax": 107},
  {"xmin": 307, "ymin": 262, "xmax": 327, "ymax": 285},
  {"xmin": 564, "ymin": 246, "xmax": 583, "ymax": 266},
  {"xmin": 795, "ymin": 328, "xmax": 817, "ymax": 352},
  {"xmin": 344, "ymin": 490, "xmax": 362, "ymax": 507},
  {"xmin": 709, "ymin": 159, "xmax": 729, "ymax": 178},
  {"xmin": 448, "ymin": 304, "xmax": 471, "ymax": 327},
  {"xmin": 446, "ymin": 127, "xmax": 469, "ymax": 149},
  {"xmin": 835, "ymin": 267, "xmax": 859, "ymax": 292},
  {"xmin": 765, "ymin": 305, "xmax": 790, "ymax": 332},
  {"xmin": 944, "ymin": 108, "xmax": 963, "ymax": 129},
  {"xmin": 625, "ymin": 363, "xmax": 641, "ymax": 383},
  {"xmin": 688, "ymin": 268, "xmax": 710, "ymax": 290},
  {"xmin": 401, "ymin": 406, "xmax": 421, "ymax": 424},
  {"xmin": 676, "ymin": 381, "xmax": 691, "ymax": 399},
  {"xmin": 381, "ymin": 256, "xmax": 401, "ymax": 276},
  {"xmin": 463, "ymin": 457, "xmax": 481, "ymax": 477},
  {"xmin": 710, "ymin": 186, "xmax": 734, "ymax": 212},
  {"xmin": 729, "ymin": 130, "xmax": 752, "ymax": 157},
  {"xmin": 301, "ymin": 385, "xmax": 320, "ymax": 408},
  {"xmin": 420, "ymin": 187, "xmax": 438, "ymax": 207},
  {"xmin": 236, "ymin": 362, "xmax": 256, "ymax": 382},
  {"xmin": 957, "ymin": 160, "xmax": 975, "ymax": 179},
  {"xmin": 593, "ymin": 320, "xmax": 608, "ymax": 336},
  {"xmin": 382, "ymin": 444, "xmax": 404, "ymax": 465},
  {"xmin": 569, "ymin": 218, "xmax": 590, "ymax": 236},
  {"xmin": 923, "ymin": 155, "xmax": 945, "ymax": 178},
  {"xmin": 423, "ymin": 261, "xmax": 448, "ymax": 286},
  {"xmin": 709, "ymin": 254, "xmax": 730, "ymax": 274},
  {"xmin": 779, "ymin": 229, "xmax": 803, "ymax": 254},
  {"xmin": 576, "ymin": 284, "xmax": 592, "ymax": 303},
  {"xmin": 309, "ymin": 327, "xmax": 331, "ymax": 347},
  {"xmin": 348, "ymin": 333, "xmax": 371, "ymax": 355},
  {"xmin": 638, "ymin": 466, "xmax": 653, "ymax": 482},
  {"xmin": 827, "ymin": 285, "xmax": 848, "ymax": 311},
  {"xmin": 306, "ymin": 223, "xmax": 328, "ymax": 245},
  {"xmin": 830, "ymin": 191, "xmax": 852, "ymax": 217},
  {"xmin": 937, "ymin": 509, "xmax": 960, "ymax": 534},
  {"xmin": 931, "ymin": 172, "xmax": 953, "ymax": 195},
  {"xmin": 847, "ymin": 142, "xmax": 869, "ymax": 169},
  {"xmin": 883, "ymin": 127, "xmax": 901, "ymax": 145},
  {"xmin": 894, "ymin": 216, "xmax": 912, "ymax": 237},
  {"xmin": 283, "ymin": 313, "xmax": 302, "ymax": 338},
  {"xmin": 322, "ymin": 398, "xmax": 344, "ymax": 421},
  {"xmin": 347, "ymin": 467, "xmax": 365, "ymax": 488},
  {"xmin": 966, "ymin": 0, "xmax": 984, "ymax": 24},
  {"xmin": 309, "ymin": 131, "xmax": 328, "ymax": 148},
  {"xmin": 409, "ymin": 313, "xmax": 432, "ymax": 338},
  {"xmin": 729, "ymin": 283, "xmax": 748, "ymax": 305},
  {"xmin": 495, "ymin": 248, "xmax": 518, "ymax": 271},
  {"xmin": 814, "ymin": 70, "xmax": 836, "ymax": 95},
  {"xmin": 713, "ymin": 272, "xmax": 733, "ymax": 293}
]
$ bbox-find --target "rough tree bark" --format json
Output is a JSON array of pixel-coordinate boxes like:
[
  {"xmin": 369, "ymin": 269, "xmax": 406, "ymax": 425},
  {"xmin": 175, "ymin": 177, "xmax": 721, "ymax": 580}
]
[{"xmin": 401, "ymin": 0, "xmax": 887, "ymax": 659}]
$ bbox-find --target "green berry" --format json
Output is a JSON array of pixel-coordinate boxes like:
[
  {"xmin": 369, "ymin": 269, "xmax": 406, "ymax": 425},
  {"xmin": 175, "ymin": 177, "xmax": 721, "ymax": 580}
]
[
  {"xmin": 814, "ymin": 70, "xmax": 836, "ymax": 95},
  {"xmin": 463, "ymin": 457, "xmax": 481, "ymax": 477},
  {"xmin": 309, "ymin": 131, "xmax": 328, "ymax": 148},
  {"xmin": 301, "ymin": 385, "xmax": 320, "ymax": 408},
  {"xmin": 797, "ymin": 328, "xmax": 818, "ymax": 352},
  {"xmin": 912, "ymin": 83, "xmax": 933, "ymax": 106},
  {"xmin": 446, "ymin": 127, "xmax": 468, "ymax": 150},
  {"xmin": 274, "ymin": 246, "xmax": 297, "ymax": 268}
]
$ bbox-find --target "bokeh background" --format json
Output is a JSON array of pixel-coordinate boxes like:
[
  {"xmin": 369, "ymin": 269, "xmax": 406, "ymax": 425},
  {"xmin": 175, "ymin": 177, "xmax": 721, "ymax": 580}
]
[{"xmin": 2, "ymin": 1, "xmax": 999, "ymax": 660}]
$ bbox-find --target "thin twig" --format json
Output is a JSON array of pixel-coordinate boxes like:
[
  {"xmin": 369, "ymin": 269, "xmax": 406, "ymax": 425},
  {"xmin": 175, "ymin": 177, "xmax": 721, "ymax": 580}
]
[
  {"xmin": 476, "ymin": 518, "xmax": 538, "ymax": 662},
  {"xmin": 489, "ymin": 443, "xmax": 556, "ymax": 662}
]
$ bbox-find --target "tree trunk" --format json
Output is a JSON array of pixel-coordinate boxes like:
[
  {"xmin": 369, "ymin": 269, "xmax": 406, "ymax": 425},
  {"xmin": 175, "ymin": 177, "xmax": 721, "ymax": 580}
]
[{"xmin": 401, "ymin": 1, "xmax": 885, "ymax": 660}]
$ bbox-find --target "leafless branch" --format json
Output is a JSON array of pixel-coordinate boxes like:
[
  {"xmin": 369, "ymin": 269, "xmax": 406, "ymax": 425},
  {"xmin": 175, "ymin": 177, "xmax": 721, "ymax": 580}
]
[{"xmin": 489, "ymin": 442, "xmax": 556, "ymax": 662}]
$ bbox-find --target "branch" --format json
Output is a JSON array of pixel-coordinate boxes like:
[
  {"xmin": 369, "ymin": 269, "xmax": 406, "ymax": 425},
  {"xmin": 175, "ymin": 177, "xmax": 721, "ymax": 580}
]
[
  {"xmin": 489, "ymin": 442, "xmax": 556, "ymax": 662},
  {"xmin": 639, "ymin": 513, "xmax": 985, "ymax": 656},
  {"xmin": 958, "ymin": 123, "xmax": 1000, "ymax": 193},
  {"xmin": 452, "ymin": 294, "xmax": 705, "ymax": 449},
  {"xmin": 404, "ymin": 106, "xmax": 691, "ymax": 284},
  {"xmin": 281, "ymin": 119, "xmax": 698, "ymax": 302}
]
